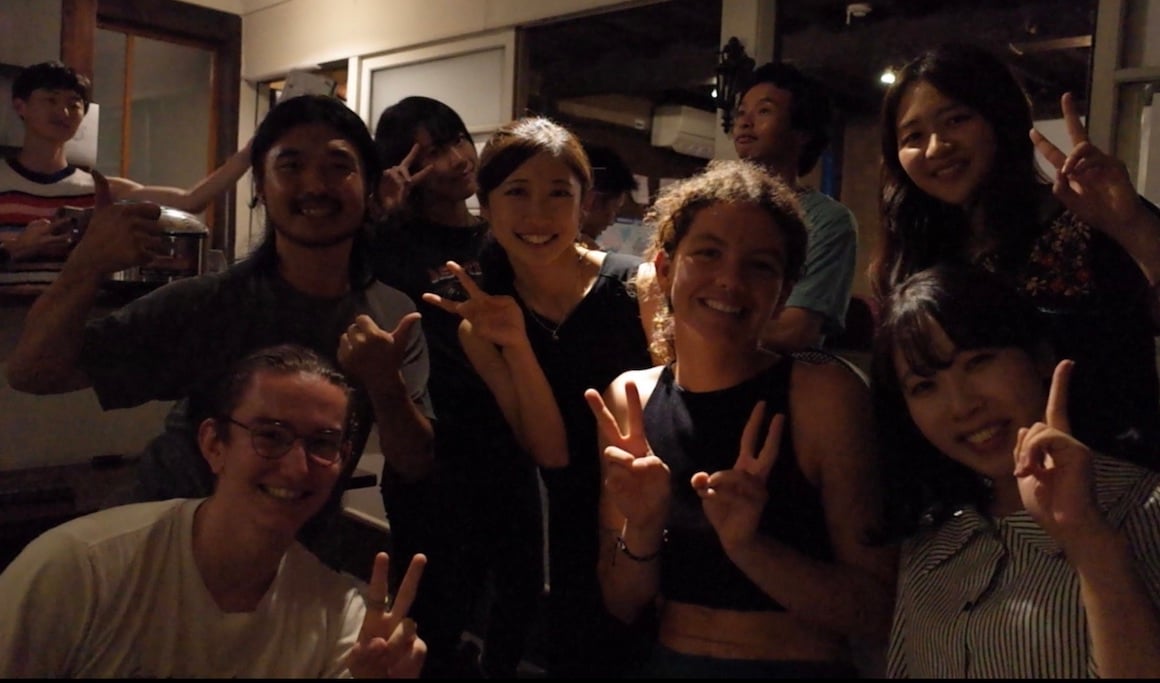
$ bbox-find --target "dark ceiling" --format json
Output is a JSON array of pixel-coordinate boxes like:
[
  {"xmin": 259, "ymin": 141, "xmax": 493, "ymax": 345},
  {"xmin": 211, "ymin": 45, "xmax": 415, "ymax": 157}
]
[{"xmin": 525, "ymin": 0, "xmax": 1097, "ymax": 121}]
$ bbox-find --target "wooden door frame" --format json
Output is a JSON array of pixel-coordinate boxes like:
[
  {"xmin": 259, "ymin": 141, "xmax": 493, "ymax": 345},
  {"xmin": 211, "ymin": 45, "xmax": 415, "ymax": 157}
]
[{"xmin": 60, "ymin": 0, "xmax": 241, "ymax": 253}]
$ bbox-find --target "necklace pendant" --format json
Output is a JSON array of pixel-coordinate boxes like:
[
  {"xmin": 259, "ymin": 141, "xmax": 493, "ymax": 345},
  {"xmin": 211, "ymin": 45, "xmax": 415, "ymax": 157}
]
[{"xmin": 551, "ymin": 329, "xmax": 559, "ymax": 342}]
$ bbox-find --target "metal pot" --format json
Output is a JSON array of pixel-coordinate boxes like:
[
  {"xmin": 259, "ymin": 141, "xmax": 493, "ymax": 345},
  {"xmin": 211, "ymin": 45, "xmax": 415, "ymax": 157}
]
[{"xmin": 109, "ymin": 206, "xmax": 210, "ymax": 283}]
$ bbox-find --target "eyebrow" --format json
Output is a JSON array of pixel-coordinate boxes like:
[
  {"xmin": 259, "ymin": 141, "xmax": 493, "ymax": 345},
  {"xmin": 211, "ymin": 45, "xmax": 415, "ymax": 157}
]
[{"xmin": 897, "ymin": 103, "xmax": 967, "ymax": 133}]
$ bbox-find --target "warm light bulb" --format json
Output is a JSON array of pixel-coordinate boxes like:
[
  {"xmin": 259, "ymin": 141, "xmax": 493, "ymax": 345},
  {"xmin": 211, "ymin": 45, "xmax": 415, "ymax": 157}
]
[
  {"xmin": 880, "ymin": 69, "xmax": 896, "ymax": 85},
  {"xmin": 711, "ymin": 88, "xmax": 718, "ymax": 99}
]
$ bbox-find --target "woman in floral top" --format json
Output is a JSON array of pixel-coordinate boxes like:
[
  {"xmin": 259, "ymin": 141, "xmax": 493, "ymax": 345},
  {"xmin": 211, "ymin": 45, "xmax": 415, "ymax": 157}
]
[{"xmin": 871, "ymin": 42, "xmax": 1160, "ymax": 465}]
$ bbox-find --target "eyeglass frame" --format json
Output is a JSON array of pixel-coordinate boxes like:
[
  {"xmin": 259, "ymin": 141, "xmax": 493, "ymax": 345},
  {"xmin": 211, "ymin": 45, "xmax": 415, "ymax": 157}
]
[{"xmin": 222, "ymin": 416, "xmax": 348, "ymax": 465}]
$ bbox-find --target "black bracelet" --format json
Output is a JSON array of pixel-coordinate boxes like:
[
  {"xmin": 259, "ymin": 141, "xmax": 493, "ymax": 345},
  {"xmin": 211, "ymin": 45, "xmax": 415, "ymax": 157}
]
[{"xmin": 616, "ymin": 529, "xmax": 668, "ymax": 562}]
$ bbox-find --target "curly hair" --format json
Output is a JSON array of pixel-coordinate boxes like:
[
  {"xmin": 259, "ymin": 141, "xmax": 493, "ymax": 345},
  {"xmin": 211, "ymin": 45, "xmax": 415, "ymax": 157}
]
[{"xmin": 644, "ymin": 159, "xmax": 809, "ymax": 363}]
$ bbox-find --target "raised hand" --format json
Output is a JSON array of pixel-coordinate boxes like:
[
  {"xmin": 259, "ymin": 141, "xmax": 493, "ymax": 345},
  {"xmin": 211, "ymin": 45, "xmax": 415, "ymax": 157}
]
[
  {"xmin": 421, "ymin": 261, "xmax": 529, "ymax": 349},
  {"xmin": 1013, "ymin": 359, "xmax": 1108, "ymax": 551},
  {"xmin": 348, "ymin": 551, "xmax": 427, "ymax": 679},
  {"xmin": 67, "ymin": 170, "xmax": 164, "ymax": 276},
  {"xmin": 692, "ymin": 402, "xmax": 783, "ymax": 552},
  {"xmin": 378, "ymin": 143, "xmax": 434, "ymax": 216},
  {"xmin": 338, "ymin": 312, "xmax": 422, "ymax": 394},
  {"xmin": 1030, "ymin": 92, "xmax": 1148, "ymax": 238},
  {"xmin": 584, "ymin": 380, "xmax": 671, "ymax": 527}
]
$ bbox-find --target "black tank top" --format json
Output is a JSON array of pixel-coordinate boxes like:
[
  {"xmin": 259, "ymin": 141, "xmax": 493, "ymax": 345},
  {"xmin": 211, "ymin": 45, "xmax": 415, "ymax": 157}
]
[{"xmin": 644, "ymin": 357, "xmax": 833, "ymax": 611}]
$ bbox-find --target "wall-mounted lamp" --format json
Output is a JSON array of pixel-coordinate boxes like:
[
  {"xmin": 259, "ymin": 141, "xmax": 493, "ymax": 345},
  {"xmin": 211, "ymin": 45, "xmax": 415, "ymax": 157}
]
[{"xmin": 715, "ymin": 36, "xmax": 755, "ymax": 134}]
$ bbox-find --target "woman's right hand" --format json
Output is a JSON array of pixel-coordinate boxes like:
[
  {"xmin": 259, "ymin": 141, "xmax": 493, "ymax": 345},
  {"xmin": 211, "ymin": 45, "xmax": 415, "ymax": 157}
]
[
  {"xmin": 421, "ymin": 260, "xmax": 529, "ymax": 350},
  {"xmin": 586, "ymin": 380, "xmax": 671, "ymax": 527},
  {"xmin": 378, "ymin": 142, "xmax": 433, "ymax": 216}
]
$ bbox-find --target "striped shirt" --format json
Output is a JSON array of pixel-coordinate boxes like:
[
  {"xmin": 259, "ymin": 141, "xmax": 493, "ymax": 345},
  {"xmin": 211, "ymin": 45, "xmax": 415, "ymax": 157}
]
[
  {"xmin": 887, "ymin": 454, "xmax": 1160, "ymax": 678},
  {"xmin": 0, "ymin": 157, "xmax": 95, "ymax": 284}
]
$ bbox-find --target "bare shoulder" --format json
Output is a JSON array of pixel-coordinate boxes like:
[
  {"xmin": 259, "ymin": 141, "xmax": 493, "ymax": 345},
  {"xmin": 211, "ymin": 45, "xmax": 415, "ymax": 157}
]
[
  {"xmin": 789, "ymin": 353, "xmax": 871, "ymax": 410},
  {"xmin": 606, "ymin": 365, "xmax": 664, "ymax": 412},
  {"xmin": 788, "ymin": 354, "xmax": 875, "ymax": 480}
]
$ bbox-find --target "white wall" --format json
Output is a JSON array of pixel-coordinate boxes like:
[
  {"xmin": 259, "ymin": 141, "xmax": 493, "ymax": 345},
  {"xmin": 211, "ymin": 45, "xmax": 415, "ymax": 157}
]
[{"xmin": 0, "ymin": 0, "xmax": 61, "ymax": 66}]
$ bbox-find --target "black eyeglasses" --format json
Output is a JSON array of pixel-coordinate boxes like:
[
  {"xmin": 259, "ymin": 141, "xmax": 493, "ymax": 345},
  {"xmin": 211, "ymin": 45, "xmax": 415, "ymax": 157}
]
[{"xmin": 224, "ymin": 416, "xmax": 345, "ymax": 465}]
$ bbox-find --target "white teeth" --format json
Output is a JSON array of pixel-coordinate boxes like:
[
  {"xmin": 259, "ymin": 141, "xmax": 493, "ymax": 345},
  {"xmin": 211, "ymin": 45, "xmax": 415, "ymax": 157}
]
[
  {"xmin": 934, "ymin": 162, "xmax": 966, "ymax": 178},
  {"xmin": 964, "ymin": 425, "xmax": 1001, "ymax": 445},
  {"xmin": 704, "ymin": 299, "xmax": 741, "ymax": 314},
  {"xmin": 519, "ymin": 234, "xmax": 553, "ymax": 245},
  {"xmin": 263, "ymin": 486, "xmax": 302, "ymax": 500},
  {"xmin": 299, "ymin": 206, "xmax": 334, "ymax": 217}
]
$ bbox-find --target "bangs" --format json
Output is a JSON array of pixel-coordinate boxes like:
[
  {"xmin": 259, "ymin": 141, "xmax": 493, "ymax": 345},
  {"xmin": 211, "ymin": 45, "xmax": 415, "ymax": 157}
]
[{"xmin": 892, "ymin": 309, "xmax": 956, "ymax": 379}]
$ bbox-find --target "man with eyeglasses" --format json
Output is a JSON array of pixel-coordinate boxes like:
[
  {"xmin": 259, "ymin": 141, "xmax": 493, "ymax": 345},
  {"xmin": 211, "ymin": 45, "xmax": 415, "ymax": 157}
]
[
  {"xmin": 6, "ymin": 94, "xmax": 435, "ymax": 571},
  {"xmin": 0, "ymin": 344, "xmax": 429, "ymax": 677}
]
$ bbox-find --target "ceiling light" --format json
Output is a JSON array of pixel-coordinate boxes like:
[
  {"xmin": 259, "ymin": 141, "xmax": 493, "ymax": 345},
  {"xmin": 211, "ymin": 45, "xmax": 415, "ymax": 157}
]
[{"xmin": 879, "ymin": 69, "xmax": 896, "ymax": 85}]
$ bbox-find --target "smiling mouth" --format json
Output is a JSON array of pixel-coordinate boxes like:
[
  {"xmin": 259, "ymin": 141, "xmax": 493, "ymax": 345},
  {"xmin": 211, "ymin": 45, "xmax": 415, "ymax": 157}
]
[
  {"xmin": 261, "ymin": 485, "xmax": 309, "ymax": 501},
  {"xmin": 703, "ymin": 298, "xmax": 742, "ymax": 315},
  {"xmin": 518, "ymin": 233, "xmax": 556, "ymax": 246}
]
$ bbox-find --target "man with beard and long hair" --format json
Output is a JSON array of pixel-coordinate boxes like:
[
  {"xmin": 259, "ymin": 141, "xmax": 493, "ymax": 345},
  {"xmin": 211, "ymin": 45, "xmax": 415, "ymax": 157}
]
[{"xmin": 6, "ymin": 95, "xmax": 435, "ymax": 569}]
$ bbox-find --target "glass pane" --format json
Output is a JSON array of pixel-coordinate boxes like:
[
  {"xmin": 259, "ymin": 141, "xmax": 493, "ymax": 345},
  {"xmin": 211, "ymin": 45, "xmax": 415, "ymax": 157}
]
[
  {"xmin": 128, "ymin": 37, "xmax": 212, "ymax": 202},
  {"xmin": 1115, "ymin": 81, "xmax": 1160, "ymax": 202},
  {"xmin": 1121, "ymin": 0, "xmax": 1160, "ymax": 69},
  {"xmin": 94, "ymin": 28, "xmax": 126, "ymax": 175}
]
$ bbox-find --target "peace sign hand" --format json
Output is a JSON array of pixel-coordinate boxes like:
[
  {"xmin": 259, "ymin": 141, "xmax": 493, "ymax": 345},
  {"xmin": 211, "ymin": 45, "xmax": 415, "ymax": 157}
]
[
  {"xmin": 1013, "ymin": 359, "xmax": 1109, "ymax": 551},
  {"xmin": 421, "ymin": 261, "xmax": 530, "ymax": 350},
  {"xmin": 348, "ymin": 552, "xmax": 427, "ymax": 678},
  {"xmin": 378, "ymin": 143, "xmax": 434, "ymax": 216},
  {"xmin": 1030, "ymin": 92, "xmax": 1148, "ymax": 239},
  {"xmin": 692, "ymin": 402, "xmax": 783, "ymax": 553},
  {"xmin": 338, "ymin": 312, "xmax": 422, "ymax": 396},
  {"xmin": 585, "ymin": 379, "xmax": 671, "ymax": 528}
]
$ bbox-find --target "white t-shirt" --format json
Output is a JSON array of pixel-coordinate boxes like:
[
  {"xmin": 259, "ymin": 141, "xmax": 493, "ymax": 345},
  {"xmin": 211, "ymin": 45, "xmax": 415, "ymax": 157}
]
[{"xmin": 0, "ymin": 499, "xmax": 365, "ymax": 677}]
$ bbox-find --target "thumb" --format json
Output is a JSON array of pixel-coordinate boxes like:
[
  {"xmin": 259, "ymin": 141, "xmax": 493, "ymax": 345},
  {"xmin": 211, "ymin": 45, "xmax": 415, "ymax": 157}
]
[
  {"xmin": 391, "ymin": 311, "xmax": 422, "ymax": 343},
  {"xmin": 92, "ymin": 169, "xmax": 113, "ymax": 209}
]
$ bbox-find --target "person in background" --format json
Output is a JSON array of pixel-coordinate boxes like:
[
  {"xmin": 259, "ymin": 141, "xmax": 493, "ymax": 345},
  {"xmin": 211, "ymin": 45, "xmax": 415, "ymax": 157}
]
[
  {"xmin": 5, "ymin": 94, "xmax": 434, "ymax": 569},
  {"xmin": 578, "ymin": 142, "xmax": 638, "ymax": 250},
  {"xmin": 871, "ymin": 265, "xmax": 1160, "ymax": 678},
  {"xmin": 584, "ymin": 159, "xmax": 895, "ymax": 678},
  {"xmin": 367, "ymin": 95, "xmax": 543, "ymax": 678},
  {"xmin": 423, "ymin": 116, "xmax": 659, "ymax": 678},
  {"xmin": 0, "ymin": 60, "xmax": 251, "ymax": 267},
  {"xmin": 871, "ymin": 42, "xmax": 1160, "ymax": 465},
  {"xmin": 0, "ymin": 344, "xmax": 429, "ymax": 678},
  {"xmin": 732, "ymin": 61, "xmax": 858, "ymax": 352}
]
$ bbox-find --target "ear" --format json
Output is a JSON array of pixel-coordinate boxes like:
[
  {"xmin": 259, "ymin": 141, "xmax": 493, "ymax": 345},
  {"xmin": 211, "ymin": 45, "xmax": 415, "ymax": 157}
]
[
  {"xmin": 479, "ymin": 204, "xmax": 491, "ymax": 222},
  {"xmin": 653, "ymin": 249, "xmax": 673, "ymax": 293},
  {"xmin": 198, "ymin": 417, "xmax": 228, "ymax": 476},
  {"xmin": 12, "ymin": 97, "xmax": 26, "ymax": 120}
]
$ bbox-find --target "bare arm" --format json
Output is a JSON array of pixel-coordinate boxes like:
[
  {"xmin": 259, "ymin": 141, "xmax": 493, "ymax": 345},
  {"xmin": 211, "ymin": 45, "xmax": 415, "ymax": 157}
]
[
  {"xmin": 457, "ymin": 320, "xmax": 568, "ymax": 468},
  {"xmin": 108, "ymin": 139, "xmax": 252, "ymax": 213},
  {"xmin": 6, "ymin": 189, "xmax": 164, "ymax": 394},
  {"xmin": 760, "ymin": 307, "xmax": 825, "ymax": 352},
  {"xmin": 587, "ymin": 370, "xmax": 668, "ymax": 623},
  {"xmin": 721, "ymin": 362, "xmax": 897, "ymax": 642}
]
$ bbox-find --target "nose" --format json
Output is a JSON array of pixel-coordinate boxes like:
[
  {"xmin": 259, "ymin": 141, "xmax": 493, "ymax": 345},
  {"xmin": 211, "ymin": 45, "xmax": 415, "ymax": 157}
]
[
  {"xmin": 299, "ymin": 163, "xmax": 328, "ymax": 193},
  {"xmin": 714, "ymin": 257, "xmax": 745, "ymax": 291},
  {"xmin": 925, "ymin": 132, "xmax": 951, "ymax": 159},
  {"xmin": 280, "ymin": 439, "xmax": 313, "ymax": 476},
  {"xmin": 946, "ymin": 373, "xmax": 983, "ymax": 420},
  {"xmin": 733, "ymin": 109, "xmax": 752, "ymax": 131}
]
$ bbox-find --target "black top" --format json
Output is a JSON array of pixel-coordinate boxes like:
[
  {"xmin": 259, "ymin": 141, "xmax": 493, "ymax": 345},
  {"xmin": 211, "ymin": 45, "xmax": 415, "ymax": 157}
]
[
  {"xmin": 645, "ymin": 357, "xmax": 833, "ymax": 611},
  {"xmin": 495, "ymin": 251, "xmax": 653, "ymax": 598}
]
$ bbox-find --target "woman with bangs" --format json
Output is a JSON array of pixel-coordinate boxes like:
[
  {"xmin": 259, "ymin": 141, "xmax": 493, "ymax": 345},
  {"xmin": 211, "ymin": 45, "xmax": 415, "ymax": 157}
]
[
  {"xmin": 366, "ymin": 97, "xmax": 544, "ymax": 678},
  {"xmin": 872, "ymin": 264, "xmax": 1160, "ymax": 678},
  {"xmin": 871, "ymin": 42, "xmax": 1160, "ymax": 465},
  {"xmin": 422, "ymin": 116, "xmax": 658, "ymax": 678}
]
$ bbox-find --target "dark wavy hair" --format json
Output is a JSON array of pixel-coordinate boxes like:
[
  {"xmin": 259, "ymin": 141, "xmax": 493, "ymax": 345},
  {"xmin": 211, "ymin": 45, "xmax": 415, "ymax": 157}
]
[
  {"xmin": 247, "ymin": 94, "xmax": 379, "ymax": 285},
  {"xmin": 870, "ymin": 43, "xmax": 1050, "ymax": 301},
  {"xmin": 871, "ymin": 264, "xmax": 1049, "ymax": 538},
  {"xmin": 13, "ymin": 61, "xmax": 92, "ymax": 112},
  {"xmin": 738, "ymin": 61, "xmax": 834, "ymax": 176}
]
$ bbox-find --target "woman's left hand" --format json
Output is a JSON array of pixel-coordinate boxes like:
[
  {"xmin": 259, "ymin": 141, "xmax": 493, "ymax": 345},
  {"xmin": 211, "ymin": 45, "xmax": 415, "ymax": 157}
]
[
  {"xmin": 348, "ymin": 552, "xmax": 427, "ymax": 679},
  {"xmin": 1030, "ymin": 92, "xmax": 1150, "ymax": 240},
  {"xmin": 693, "ymin": 402, "xmax": 783, "ymax": 552},
  {"xmin": 1013, "ymin": 360, "xmax": 1110, "ymax": 552}
]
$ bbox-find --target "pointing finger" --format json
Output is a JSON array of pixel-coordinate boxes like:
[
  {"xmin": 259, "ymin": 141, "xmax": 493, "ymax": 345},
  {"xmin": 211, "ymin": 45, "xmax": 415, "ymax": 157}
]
[
  {"xmin": 585, "ymin": 388, "xmax": 627, "ymax": 444},
  {"xmin": 444, "ymin": 260, "xmax": 486, "ymax": 299},
  {"xmin": 735, "ymin": 401, "xmax": 766, "ymax": 474},
  {"xmin": 1030, "ymin": 128, "xmax": 1067, "ymax": 171},
  {"xmin": 388, "ymin": 553, "xmax": 426, "ymax": 621},
  {"xmin": 754, "ymin": 413, "xmax": 784, "ymax": 482},
  {"xmin": 360, "ymin": 551, "xmax": 392, "ymax": 636},
  {"xmin": 400, "ymin": 142, "xmax": 422, "ymax": 171},
  {"xmin": 1045, "ymin": 359, "xmax": 1074, "ymax": 433},
  {"xmin": 624, "ymin": 380, "xmax": 645, "ymax": 449},
  {"xmin": 1061, "ymin": 92, "xmax": 1089, "ymax": 146},
  {"xmin": 92, "ymin": 169, "xmax": 113, "ymax": 208}
]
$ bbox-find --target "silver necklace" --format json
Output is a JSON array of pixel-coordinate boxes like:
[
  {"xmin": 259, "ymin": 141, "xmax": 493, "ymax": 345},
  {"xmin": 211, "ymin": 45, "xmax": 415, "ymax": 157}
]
[{"xmin": 521, "ymin": 246, "xmax": 589, "ymax": 342}]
